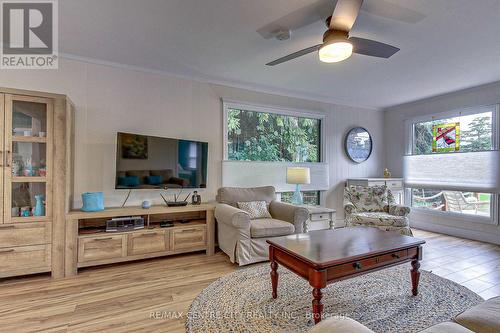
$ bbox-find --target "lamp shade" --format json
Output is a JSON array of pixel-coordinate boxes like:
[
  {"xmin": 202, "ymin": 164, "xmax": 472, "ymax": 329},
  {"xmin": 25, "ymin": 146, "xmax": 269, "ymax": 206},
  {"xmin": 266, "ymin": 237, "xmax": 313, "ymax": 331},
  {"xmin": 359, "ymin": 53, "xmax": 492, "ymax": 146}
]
[{"xmin": 286, "ymin": 167, "xmax": 311, "ymax": 185}]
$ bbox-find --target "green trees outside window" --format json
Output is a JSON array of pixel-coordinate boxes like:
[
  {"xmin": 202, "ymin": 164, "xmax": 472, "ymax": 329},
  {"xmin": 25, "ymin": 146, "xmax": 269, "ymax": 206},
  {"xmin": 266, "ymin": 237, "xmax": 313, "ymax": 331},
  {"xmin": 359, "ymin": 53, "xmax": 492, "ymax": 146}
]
[{"xmin": 227, "ymin": 109, "xmax": 321, "ymax": 162}]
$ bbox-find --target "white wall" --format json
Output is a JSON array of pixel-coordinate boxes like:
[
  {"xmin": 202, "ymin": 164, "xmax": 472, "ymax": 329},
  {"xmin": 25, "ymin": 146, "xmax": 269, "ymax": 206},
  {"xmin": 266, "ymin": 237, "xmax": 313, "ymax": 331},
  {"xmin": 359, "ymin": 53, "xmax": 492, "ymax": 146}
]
[
  {"xmin": 0, "ymin": 58, "xmax": 385, "ymax": 219},
  {"xmin": 384, "ymin": 82, "xmax": 500, "ymax": 244}
]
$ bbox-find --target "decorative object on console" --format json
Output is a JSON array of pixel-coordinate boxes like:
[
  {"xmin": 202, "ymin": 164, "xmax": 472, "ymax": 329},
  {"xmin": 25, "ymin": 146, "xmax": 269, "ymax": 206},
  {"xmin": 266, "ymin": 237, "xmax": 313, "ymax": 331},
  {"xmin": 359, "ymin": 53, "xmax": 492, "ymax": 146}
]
[
  {"xmin": 286, "ymin": 167, "xmax": 311, "ymax": 205},
  {"xmin": 142, "ymin": 200, "xmax": 151, "ymax": 209},
  {"xmin": 344, "ymin": 127, "xmax": 372, "ymax": 163},
  {"xmin": 81, "ymin": 192, "xmax": 105, "ymax": 212},
  {"xmin": 384, "ymin": 168, "xmax": 392, "ymax": 178},
  {"xmin": 192, "ymin": 191, "xmax": 201, "ymax": 205},
  {"xmin": 33, "ymin": 194, "xmax": 45, "ymax": 216}
]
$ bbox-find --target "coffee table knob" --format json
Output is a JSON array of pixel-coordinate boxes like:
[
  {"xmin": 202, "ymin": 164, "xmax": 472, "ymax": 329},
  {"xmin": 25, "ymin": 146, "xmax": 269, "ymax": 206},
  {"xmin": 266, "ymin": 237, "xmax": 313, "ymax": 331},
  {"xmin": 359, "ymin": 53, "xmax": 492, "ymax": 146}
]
[{"xmin": 353, "ymin": 262, "xmax": 362, "ymax": 270}]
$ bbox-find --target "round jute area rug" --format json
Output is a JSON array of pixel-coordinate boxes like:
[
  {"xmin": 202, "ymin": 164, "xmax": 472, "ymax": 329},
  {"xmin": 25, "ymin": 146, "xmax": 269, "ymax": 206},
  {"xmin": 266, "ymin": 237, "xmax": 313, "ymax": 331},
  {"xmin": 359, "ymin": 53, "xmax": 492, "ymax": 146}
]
[{"xmin": 186, "ymin": 263, "xmax": 483, "ymax": 333}]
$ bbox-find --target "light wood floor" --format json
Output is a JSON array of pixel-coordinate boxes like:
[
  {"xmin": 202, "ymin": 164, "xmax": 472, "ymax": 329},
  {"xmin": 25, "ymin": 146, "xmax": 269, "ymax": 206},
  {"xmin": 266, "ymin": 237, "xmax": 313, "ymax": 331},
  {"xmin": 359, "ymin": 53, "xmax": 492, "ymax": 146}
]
[{"xmin": 1, "ymin": 229, "xmax": 499, "ymax": 333}]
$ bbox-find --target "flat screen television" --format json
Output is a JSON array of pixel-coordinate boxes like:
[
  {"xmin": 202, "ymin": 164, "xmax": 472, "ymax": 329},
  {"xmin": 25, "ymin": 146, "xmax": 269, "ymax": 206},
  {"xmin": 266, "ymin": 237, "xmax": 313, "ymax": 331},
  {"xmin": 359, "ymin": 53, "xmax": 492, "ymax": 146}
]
[{"xmin": 115, "ymin": 132, "xmax": 208, "ymax": 189}]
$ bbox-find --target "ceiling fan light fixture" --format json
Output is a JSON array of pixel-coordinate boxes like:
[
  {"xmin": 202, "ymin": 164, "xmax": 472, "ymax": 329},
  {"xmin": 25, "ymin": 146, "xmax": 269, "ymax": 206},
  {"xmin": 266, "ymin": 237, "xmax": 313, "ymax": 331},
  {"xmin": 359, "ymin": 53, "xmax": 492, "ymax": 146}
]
[{"xmin": 318, "ymin": 40, "xmax": 353, "ymax": 63}]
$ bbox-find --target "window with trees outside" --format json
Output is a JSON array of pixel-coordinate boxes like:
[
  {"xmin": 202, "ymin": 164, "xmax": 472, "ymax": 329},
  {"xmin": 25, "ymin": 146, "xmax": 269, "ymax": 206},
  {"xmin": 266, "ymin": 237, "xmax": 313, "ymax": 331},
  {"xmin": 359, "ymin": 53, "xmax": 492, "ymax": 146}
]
[
  {"xmin": 226, "ymin": 106, "xmax": 322, "ymax": 205},
  {"xmin": 410, "ymin": 109, "xmax": 496, "ymax": 218}
]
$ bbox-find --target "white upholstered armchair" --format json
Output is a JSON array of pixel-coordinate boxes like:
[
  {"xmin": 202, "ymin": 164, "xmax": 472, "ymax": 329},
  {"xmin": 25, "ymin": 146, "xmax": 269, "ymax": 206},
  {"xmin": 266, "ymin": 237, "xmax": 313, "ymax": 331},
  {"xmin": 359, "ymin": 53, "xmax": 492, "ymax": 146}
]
[{"xmin": 215, "ymin": 186, "xmax": 309, "ymax": 266}]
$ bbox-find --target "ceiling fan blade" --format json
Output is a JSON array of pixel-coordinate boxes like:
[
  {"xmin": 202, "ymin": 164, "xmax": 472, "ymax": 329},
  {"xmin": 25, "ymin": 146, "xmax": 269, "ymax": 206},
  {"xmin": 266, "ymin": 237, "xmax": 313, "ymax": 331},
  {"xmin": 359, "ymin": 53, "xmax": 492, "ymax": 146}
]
[
  {"xmin": 266, "ymin": 44, "xmax": 322, "ymax": 66},
  {"xmin": 257, "ymin": 0, "xmax": 335, "ymax": 39},
  {"xmin": 361, "ymin": 0, "xmax": 425, "ymax": 24},
  {"xmin": 329, "ymin": 0, "xmax": 363, "ymax": 31},
  {"xmin": 350, "ymin": 37, "xmax": 400, "ymax": 58}
]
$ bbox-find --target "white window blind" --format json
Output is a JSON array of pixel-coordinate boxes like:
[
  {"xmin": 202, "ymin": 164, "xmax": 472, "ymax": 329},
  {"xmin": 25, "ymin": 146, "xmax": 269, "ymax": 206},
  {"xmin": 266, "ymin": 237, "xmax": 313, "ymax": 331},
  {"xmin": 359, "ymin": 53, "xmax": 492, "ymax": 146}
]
[
  {"xmin": 222, "ymin": 161, "xmax": 329, "ymax": 192},
  {"xmin": 404, "ymin": 151, "xmax": 500, "ymax": 193}
]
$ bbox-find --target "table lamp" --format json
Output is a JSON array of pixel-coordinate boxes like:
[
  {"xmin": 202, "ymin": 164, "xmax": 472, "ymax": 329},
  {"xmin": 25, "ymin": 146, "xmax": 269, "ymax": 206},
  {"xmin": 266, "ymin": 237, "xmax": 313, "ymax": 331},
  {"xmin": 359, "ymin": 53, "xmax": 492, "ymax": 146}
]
[{"xmin": 286, "ymin": 167, "xmax": 311, "ymax": 205}]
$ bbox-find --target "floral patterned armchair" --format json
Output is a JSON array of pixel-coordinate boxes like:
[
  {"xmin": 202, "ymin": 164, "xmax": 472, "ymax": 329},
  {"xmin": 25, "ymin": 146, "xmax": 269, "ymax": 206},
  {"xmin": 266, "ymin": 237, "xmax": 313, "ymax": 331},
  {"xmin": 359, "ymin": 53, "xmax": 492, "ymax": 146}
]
[{"xmin": 344, "ymin": 185, "xmax": 413, "ymax": 236}]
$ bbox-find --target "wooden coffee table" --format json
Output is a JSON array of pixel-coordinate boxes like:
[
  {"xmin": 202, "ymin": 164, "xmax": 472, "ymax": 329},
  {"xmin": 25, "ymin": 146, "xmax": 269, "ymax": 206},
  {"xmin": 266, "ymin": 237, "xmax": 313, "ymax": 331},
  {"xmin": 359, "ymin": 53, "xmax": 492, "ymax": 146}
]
[{"xmin": 267, "ymin": 227, "xmax": 425, "ymax": 324}]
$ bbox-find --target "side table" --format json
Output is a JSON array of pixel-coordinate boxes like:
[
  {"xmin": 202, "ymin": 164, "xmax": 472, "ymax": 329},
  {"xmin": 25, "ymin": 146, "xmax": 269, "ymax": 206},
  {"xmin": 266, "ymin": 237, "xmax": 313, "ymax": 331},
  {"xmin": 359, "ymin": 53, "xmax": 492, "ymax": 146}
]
[{"xmin": 302, "ymin": 206, "xmax": 336, "ymax": 232}]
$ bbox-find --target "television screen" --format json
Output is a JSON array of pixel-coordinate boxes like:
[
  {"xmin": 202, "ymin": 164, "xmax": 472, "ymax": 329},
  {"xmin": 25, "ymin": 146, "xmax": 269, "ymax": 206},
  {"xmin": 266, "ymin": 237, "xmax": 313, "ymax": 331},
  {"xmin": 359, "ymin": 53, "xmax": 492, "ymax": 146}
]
[{"xmin": 115, "ymin": 132, "xmax": 208, "ymax": 189}]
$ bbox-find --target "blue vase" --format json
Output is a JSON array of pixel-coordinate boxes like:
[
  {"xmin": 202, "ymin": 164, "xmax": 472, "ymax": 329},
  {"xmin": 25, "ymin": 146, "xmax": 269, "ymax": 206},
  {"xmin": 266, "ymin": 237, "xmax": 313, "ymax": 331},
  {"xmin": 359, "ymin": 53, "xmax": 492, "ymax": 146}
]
[
  {"xmin": 81, "ymin": 192, "xmax": 105, "ymax": 212},
  {"xmin": 33, "ymin": 194, "xmax": 45, "ymax": 216}
]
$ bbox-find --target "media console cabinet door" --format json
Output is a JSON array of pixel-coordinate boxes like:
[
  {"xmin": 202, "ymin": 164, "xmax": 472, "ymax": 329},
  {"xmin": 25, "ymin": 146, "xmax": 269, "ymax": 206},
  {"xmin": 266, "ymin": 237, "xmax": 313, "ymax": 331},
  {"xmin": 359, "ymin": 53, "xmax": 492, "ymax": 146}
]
[{"xmin": 3, "ymin": 94, "xmax": 53, "ymax": 224}]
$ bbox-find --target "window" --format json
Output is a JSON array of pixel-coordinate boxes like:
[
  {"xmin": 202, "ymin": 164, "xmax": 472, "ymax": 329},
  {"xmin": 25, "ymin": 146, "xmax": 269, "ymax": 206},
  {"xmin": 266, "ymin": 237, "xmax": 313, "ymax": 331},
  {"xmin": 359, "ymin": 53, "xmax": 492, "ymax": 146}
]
[
  {"xmin": 413, "ymin": 111, "xmax": 493, "ymax": 155},
  {"xmin": 411, "ymin": 189, "xmax": 492, "ymax": 217},
  {"xmin": 226, "ymin": 108, "xmax": 321, "ymax": 162},
  {"xmin": 406, "ymin": 106, "xmax": 498, "ymax": 220},
  {"xmin": 281, "ymin": 191, "xmax": 321, "ymax": 206},
  {"xmin": 224, "ymin": 102, "xmax": 324, "ymax": 205}
]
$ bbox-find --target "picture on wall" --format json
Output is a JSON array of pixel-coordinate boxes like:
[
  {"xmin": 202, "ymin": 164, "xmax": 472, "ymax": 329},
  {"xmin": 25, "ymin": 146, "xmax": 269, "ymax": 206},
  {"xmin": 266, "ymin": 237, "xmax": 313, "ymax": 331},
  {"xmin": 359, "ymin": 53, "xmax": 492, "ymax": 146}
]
[
  {"xmin": 120, "ymin": 133, "xmax": 148, "ymax": 159},
  {"xmin": 432, "ymin": 122, "xmax": 460, "ymax": 152}
]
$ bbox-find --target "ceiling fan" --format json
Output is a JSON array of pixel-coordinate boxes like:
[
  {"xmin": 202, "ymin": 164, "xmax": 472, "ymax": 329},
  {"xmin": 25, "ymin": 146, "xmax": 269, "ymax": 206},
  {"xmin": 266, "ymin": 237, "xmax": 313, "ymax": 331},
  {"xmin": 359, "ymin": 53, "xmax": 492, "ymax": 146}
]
[{"xmin": 265, "ymin": 0, "xmax": 414, "ymax": 66}]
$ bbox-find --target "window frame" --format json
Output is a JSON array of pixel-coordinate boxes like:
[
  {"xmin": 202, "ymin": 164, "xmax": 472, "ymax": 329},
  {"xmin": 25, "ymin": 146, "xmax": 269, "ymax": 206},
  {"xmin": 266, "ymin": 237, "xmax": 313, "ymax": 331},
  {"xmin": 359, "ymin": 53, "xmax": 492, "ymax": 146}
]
[
  {"xmin": 404, "ymin": 104, "xmax": 499, "ymax": 225},
  {"xmin": 222, "ymin": 99, "xmax": 327, "ymax": 205}
]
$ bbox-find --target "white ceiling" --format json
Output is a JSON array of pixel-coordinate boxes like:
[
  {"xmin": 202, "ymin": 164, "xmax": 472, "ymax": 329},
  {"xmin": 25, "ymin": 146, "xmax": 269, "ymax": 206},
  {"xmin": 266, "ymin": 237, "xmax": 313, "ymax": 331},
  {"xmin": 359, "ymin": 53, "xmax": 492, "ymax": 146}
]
[{"xmin": 59, "ymin": 0, "xmax": 500, "ymax": 109}]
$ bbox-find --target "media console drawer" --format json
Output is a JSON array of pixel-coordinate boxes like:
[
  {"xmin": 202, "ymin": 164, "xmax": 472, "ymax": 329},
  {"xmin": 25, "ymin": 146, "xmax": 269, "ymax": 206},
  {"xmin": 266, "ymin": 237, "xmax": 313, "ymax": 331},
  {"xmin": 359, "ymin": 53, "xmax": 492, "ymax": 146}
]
[
  {"xmin": 128, "ymin": 230, "xmax": 169, "ymax": 255},
  {"xmin": 172, "ymin": 225, "xmax": 206, "ymax": 251},
  {"xmin": 78, "ymin": 235, "xmax": 127, "ymax": 263}
]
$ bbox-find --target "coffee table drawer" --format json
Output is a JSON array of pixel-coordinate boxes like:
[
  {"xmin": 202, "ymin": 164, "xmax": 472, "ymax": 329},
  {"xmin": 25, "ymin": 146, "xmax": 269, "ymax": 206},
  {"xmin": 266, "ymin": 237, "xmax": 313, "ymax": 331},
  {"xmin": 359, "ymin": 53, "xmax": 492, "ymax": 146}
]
[
  {"xmin": 378, "ymin": 250, "xmax": 409, "ymax": 264},
  {"xmin": 328, "ymin": 257, "xmax": 378, "ymax": 279}
]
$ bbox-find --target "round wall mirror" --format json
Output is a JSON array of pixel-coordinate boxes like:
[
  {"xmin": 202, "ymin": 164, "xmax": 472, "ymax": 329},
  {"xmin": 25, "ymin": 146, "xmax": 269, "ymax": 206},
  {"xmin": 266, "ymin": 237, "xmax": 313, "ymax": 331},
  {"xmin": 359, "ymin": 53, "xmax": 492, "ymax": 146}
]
[{"xmin": 344, "ymin": 127, "xmax": 373, "ymax": 163}]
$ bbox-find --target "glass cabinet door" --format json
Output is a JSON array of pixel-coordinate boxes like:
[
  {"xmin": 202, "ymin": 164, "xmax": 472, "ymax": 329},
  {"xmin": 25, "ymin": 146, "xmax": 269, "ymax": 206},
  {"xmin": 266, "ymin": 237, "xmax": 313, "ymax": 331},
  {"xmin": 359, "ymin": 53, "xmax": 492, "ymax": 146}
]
[{"xmin": 3, "ymin": 95, "xmax": 53, "ymax": 223}]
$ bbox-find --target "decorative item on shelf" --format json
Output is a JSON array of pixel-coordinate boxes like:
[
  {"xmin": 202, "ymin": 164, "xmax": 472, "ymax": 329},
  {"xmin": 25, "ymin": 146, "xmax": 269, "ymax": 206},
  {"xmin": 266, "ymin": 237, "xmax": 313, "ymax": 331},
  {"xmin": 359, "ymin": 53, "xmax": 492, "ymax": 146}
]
[
  {"xmin": 286, "ymin": 167, "xmax": 311, "ymax": 205},
  {"xmin": 192, "ymin": 191, "xmax": 201, "ymax": 205},
  {"xmin": 11, "ymin": 207, "xmax": 20, "ymax": 217},
  {"xmin": 384, "ymin": 168, "xmax": 392, "ymax": 178},
  {"xmin": 12, "ymin": 159, "xmax": 22, "ymax": 176},
  {"xmin": 81, "ymin": 192, "xmax": 105, "ymax": 212},
  {"xmin": 20, "ymin": 206, "xmax": 31, "ymax": 217},
  {"xmin": 23, "ymin": 130, "xmax": 32, "ymax": 137},
  {"xmin": 142, "ymin": 200, "xmax": 151, "ymax": 209},
  {"xmin": 22, "ymin": 157, "xmax": 33, "ymax": 176},
  {"xmin": 38, "ymin": 131, "xmax": 46, "ymax": 138},
  {"xmin": 33, "ymin": 194, "xmax": 45, "ymax": 216},
  {"xmin": 344, "ymin": 127, "xmax": 373, "ymax": 163},
  {"xmin": 38, "ymin": 167, "xmax": 47, "ymax": 177}
]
